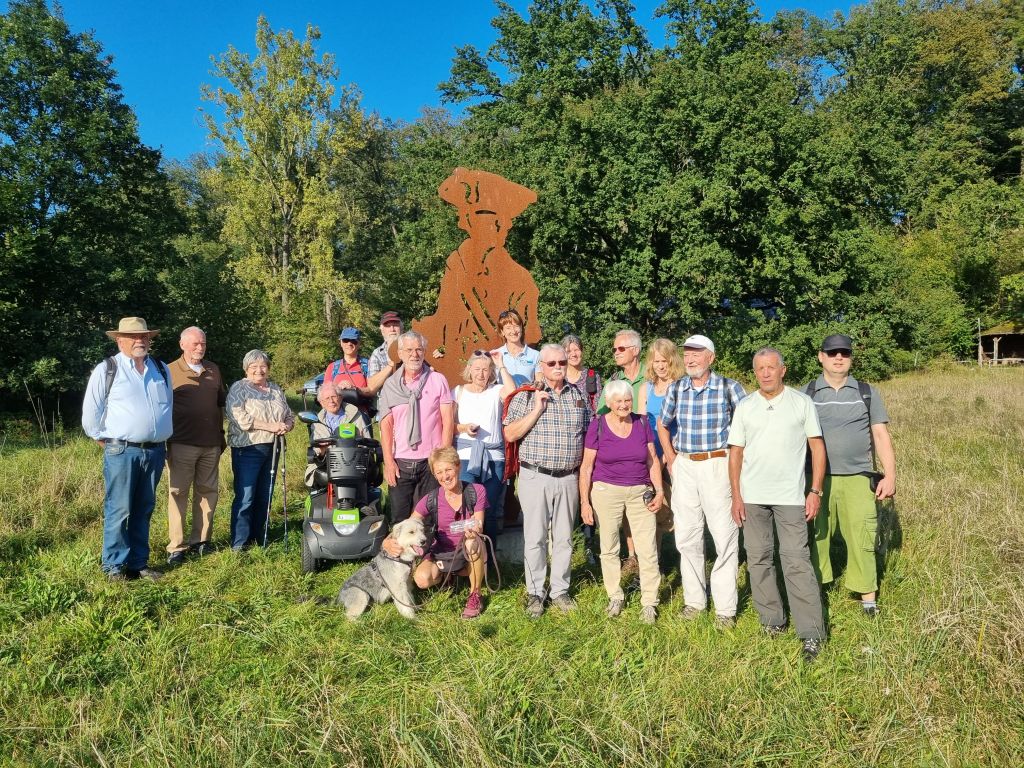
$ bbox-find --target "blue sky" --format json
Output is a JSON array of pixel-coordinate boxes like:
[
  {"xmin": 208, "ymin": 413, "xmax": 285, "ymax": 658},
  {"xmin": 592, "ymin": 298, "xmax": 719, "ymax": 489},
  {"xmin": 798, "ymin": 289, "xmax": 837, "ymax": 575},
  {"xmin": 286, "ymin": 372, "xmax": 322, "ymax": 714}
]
[{"xmin": 56, "ymin": 0, "xmax": 851, "ymax": 162}]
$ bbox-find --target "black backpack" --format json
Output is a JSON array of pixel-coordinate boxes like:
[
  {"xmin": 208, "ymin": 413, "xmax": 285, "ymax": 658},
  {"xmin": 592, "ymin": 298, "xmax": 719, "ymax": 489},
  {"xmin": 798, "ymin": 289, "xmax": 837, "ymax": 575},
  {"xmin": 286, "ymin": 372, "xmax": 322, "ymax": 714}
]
[{"xmin": 424, "ymin": 484, "xmax": 478, "ymax": 522}]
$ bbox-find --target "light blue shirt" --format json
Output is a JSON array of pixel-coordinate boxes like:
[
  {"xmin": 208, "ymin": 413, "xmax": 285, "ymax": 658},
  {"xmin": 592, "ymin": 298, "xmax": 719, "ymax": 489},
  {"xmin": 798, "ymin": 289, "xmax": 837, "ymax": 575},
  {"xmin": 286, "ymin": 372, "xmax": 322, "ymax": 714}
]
[
  {"xmin": 500, "ymin": 344, "xmax": 539, "ymax": 386},
  {"xmin": 82, "ymin": 353, "xmax": 173, "ymax": 442}
]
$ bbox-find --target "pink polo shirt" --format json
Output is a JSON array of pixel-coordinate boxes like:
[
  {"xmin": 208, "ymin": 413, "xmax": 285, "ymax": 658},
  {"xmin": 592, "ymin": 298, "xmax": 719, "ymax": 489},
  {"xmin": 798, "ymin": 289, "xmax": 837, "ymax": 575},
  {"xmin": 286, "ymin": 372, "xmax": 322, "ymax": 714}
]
[{"xmin": 388, "ymin": 369, "xmax": 453, "ymax": 460}]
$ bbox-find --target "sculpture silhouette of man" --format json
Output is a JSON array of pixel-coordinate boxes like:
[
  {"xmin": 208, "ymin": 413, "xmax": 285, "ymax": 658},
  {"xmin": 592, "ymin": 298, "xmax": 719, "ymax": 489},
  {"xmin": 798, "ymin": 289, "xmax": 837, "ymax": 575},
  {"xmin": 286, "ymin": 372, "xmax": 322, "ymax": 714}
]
[{"xmin": 415, "ymin": 168, "xmax": 540, "ymax": 384}]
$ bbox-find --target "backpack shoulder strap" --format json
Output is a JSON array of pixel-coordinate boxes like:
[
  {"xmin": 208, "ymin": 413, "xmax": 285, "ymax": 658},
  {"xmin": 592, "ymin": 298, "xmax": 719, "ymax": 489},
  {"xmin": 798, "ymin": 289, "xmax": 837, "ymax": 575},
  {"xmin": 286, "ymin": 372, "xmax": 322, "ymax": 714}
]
[
  {"xmin": 331, "ymin": 360, "xmax": 342, "ymax": 379},
  {"xmin": 151, "ymin": 357, "xmax": 169, "ymax": 388},
  {"xmin": 425, "ymin": 488, "xmax": 440, "ymax": 520},
  {"xmin": 857, "ymin": 379, "xmax": 876, "ymax": 469},
  {"xmin": 360, "ymin": 357, "xmax": 369, "ymax": 378},
  {"xmin": 463, "ymin": 483, "xmax": 478, "ymax": 512},
  {"xmin": 104, "ymin": 356, "xmax": 117, "ymax": 399},
  {"xmin": 805, "ymin": 380, "xmax": 816, "ymax": 397}
]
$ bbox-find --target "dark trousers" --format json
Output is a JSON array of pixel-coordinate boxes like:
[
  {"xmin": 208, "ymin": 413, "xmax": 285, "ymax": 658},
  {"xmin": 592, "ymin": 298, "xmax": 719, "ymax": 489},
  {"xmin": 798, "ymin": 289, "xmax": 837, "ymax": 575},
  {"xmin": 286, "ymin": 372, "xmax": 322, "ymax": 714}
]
[
  {"xmin": 743, "ymin": 503, "xmax": 826, "ymax": 640},
  {"xmin": 388, "ymin": 458, "xmax": 438, "ymax": 524},
  {"xmin": 230, "ymin": 443, "xmax": 276, "ymax": 549}
]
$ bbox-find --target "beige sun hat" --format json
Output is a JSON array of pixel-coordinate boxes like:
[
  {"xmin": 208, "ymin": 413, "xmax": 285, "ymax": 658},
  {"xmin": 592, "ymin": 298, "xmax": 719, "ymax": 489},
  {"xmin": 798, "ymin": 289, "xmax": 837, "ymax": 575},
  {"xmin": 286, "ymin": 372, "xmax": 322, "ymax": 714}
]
[{"xmin": 105, "ymin": 316, "xmax": 160, "ymax": 339}]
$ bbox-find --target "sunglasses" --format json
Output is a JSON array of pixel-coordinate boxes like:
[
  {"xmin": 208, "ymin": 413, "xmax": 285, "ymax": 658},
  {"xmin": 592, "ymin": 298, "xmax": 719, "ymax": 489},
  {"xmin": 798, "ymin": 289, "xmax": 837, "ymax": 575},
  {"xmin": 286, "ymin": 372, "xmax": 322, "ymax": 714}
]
[
  {"xmin": 340, "ymin": 338, "xmax": 359, "ymax": 344},
  {"xmin": 543, "ymin": 359, "xmax": 568, "ymax": 368},
  {"xmin": 471, "ymin": 349, "xmax": 490, "ymax": 357},
  {"xmin": 612, "ymin": 345, "xmax": 636, "ymax": 353},
  {"xmin": 825, "ymin": 349, "xmax": 852, "ymax": 358}
]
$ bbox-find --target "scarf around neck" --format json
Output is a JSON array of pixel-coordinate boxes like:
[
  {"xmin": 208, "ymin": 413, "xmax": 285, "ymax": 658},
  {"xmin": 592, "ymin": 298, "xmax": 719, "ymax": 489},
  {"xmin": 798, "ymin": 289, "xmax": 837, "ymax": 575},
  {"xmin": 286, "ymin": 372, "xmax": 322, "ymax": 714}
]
[{"xmin": 378, "ymin": 365, "xmax": 432, "ymax": 449}]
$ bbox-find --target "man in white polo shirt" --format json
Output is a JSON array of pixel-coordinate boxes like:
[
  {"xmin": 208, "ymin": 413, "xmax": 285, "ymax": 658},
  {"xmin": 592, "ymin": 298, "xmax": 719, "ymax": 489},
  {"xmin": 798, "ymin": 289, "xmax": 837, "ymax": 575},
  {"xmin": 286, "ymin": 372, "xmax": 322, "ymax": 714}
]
[{"xmin": 728, "ymin": 347, "xmax": 827, "ymax": 662}]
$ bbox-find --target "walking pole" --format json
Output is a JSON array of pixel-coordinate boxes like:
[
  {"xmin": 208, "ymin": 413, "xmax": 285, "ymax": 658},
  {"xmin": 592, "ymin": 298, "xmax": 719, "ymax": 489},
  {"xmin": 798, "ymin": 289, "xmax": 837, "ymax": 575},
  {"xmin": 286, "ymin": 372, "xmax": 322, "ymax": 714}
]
[
  {"xmin": 263, "ymin": 434, "xmax": 280, "ymax": 547},
  {"xmin": 281, "ymin": 434, "xmax": 288, "ymax": 551}
]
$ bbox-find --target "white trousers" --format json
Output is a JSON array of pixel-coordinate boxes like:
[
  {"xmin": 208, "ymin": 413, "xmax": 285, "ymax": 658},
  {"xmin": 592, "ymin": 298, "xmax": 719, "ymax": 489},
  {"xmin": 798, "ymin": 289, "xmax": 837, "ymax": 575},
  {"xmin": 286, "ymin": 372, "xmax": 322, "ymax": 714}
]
[{"xmin": 671, "ymin": 453, "xmax": 739, "ymax": 616}]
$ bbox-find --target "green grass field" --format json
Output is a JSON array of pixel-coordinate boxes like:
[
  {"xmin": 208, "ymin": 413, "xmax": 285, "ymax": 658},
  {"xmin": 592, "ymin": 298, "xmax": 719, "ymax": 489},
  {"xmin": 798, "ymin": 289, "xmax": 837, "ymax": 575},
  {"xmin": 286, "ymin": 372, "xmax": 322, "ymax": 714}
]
[{"xmin": 1, "ymin": 366, "xmax": 1022, "ymax": 767}]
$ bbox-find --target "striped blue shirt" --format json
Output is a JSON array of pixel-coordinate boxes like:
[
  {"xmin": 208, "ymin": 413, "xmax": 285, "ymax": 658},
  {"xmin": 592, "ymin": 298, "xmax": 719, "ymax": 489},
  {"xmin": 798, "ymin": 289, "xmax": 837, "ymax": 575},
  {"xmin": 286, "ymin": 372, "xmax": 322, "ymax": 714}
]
[{"xmin": 660, "ymin": 372, "xmax": 746, "ymax": 453}]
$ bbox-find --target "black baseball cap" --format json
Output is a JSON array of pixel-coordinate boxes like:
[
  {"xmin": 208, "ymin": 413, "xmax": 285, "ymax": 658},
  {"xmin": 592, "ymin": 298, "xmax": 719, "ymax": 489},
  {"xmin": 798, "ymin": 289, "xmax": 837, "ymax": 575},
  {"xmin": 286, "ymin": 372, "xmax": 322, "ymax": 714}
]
[{"xmin": 821, "ymin": 334, "xmax": 853, "ymax": 352}]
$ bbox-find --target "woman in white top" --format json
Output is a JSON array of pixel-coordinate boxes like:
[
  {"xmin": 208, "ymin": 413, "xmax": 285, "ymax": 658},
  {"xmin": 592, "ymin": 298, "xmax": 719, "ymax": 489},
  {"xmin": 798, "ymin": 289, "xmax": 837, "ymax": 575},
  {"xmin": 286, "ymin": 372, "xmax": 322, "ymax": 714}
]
[{"xmin": 453, "ymin": 350, "xmax": 516, "ymax": 542}]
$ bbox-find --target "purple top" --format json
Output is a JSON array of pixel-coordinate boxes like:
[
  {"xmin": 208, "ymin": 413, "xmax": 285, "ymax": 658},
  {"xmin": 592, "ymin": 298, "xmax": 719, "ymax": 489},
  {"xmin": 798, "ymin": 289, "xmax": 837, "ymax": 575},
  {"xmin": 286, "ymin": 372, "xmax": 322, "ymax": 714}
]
[
  {"xmin": 585, "ymin": 413, "xmax": 654, "ymax": 487},
  {"xmin": 414, "ymin": 482, "xmax": 488, "ymax": 554}
]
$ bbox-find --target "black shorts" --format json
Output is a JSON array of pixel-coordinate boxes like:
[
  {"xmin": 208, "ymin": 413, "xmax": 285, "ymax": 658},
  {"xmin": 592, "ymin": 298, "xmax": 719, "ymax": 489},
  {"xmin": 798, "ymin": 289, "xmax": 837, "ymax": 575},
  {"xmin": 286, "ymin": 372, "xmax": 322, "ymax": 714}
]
[{"xmin": 431, "ymin": 547, "xmax": 468, "ymax": 573}]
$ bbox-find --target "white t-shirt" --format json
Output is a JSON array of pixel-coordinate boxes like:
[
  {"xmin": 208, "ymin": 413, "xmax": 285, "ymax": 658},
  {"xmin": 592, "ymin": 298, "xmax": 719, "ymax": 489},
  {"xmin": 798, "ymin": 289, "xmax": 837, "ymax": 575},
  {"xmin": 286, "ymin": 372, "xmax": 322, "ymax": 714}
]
[
  {"xmin": 727, "ymin": 386, "xmax": 822, "ymax": 505},
  {"xmin": 454, "ymin": 384, "xmax": 506, "ymax": 461}
]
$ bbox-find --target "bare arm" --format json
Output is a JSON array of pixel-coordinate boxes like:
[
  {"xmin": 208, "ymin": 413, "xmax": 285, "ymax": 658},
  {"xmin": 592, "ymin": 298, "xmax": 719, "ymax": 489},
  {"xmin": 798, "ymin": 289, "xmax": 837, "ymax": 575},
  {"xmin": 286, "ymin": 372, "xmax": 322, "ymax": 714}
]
[
  {"xmin": 657, "ymin": 419, "xmax": 677, "ymax": 468},
  {"xmin": 805, "ymin": 436, "xmax": 826, "ymax": 521},
  {"xmin": 871, "ymin": 423, "xmax": 896, "ymax": 499},
  {"xmin": 729, "ymin": 445, "xmax": 745, "ymax": 525},
  {"xmin": 440, "ymin": 402, "xmax": 455, "ymax": 447},
  {"xmin": 578, "ymin": 447, "xmax": 597, "ymax": 525},
  {"xmin": 366, "ymin": 361, "xmax": 398, "ymax": 395},
  {"xmin": 380, "ymin": 413, "xmax": 398, "ymax": 486},
  {"xmin": 645, "ymin": 442, "xmax": 664, "ymax": 512}
]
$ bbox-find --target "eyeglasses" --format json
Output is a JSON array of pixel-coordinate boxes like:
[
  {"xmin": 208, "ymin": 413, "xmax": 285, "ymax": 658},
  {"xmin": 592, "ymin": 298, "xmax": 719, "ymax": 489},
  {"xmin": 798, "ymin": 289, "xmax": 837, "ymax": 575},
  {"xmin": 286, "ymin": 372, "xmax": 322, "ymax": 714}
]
[
  {"xmin": 543, "ymin": 359, "xmax": 568, "ymax": 368},
  {"xmin": 471, "ymin": 349, "xmax": 489, "ymax": 357},
  {"xmin": 340, "ymin": 339, "xmax": 359, "ymax": 344},
  {"xmin": 825, "ymin": 349, "xmax": 852, "ymax": 358},
  {"xmin": 612, "ymin": 345, "xmax": 636, "ymax": 353}
]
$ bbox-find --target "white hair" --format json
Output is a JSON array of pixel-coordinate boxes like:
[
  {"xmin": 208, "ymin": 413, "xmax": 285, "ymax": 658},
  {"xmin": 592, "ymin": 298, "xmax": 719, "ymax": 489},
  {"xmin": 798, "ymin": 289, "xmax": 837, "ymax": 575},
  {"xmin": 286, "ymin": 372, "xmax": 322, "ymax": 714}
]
[
  {"xmin": 539, "ymin": 343, "xmax": 567, "ymax": 359},
  {"xmin": 603, "ymin": 378, "xmax": 633, "ymax": 404},
  {"xmin": 753, "ymin": 347, "xmax": 785, "ymax": 366},
  {"xmin": 614, "ymin": 329, "xmax": 641, "ymax": 349},
  {"xmin": 180, "ymin": 326, "xmax": 205, "ymax": 341},
  {"xmin": 397, "ymin": 331, "xmax": 427, "ymax": 350}
]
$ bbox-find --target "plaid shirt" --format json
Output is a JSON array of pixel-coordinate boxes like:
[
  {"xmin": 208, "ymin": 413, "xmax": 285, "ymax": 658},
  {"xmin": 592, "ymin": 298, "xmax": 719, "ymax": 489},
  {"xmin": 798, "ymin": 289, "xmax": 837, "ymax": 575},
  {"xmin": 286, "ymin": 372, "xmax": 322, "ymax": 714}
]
[
  {"xmin": 660, "ymin": 372, "xmax": 746, "ymax": 453},
  {"xmin": 504, "ymin": 382, "xmax": 592, "ymax": 471},
  {"xmin": 367, "ymin": 342, "xmax": 391, "ymax": 378}
]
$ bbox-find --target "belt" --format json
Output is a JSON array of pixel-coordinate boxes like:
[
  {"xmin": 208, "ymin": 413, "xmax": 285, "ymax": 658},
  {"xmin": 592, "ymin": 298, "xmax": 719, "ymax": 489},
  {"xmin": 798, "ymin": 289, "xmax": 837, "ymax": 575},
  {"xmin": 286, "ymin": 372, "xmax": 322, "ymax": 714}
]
[
  {"xmin": 105, "ymin": 438, "xmax": 164, "ymax": 450},
  {"xmin": 685, "ymin": 449, "xmax": 727, "ymax": 461},
  {"xmin": 520, "ymin": 461, "xmax": 577, "ymax": 478}
]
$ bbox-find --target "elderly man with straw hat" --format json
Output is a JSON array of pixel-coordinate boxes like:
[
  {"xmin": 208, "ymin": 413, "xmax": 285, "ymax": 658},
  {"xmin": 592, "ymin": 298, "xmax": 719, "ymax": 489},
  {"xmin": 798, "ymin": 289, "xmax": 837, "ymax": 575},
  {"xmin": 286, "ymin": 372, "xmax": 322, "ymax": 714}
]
[{"xmin": 82, "ymin": 317, "xmax": 173, "ymax": 582}]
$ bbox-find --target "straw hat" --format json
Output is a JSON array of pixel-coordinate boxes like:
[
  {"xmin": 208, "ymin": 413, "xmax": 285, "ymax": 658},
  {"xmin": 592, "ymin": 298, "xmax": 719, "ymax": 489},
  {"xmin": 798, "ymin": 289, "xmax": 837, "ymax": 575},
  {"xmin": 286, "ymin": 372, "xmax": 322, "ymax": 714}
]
[{"xmin": 105, "ymin": 316, "xmax": 160, "ymax": 339}]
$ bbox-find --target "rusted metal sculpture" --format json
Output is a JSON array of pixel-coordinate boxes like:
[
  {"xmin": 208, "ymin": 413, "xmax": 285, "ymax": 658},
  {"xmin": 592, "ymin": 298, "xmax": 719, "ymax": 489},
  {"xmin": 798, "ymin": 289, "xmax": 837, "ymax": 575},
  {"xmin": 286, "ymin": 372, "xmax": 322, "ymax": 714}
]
[{"xmin": 414, "ymin": 168, "xmax": 541, "ymax": 384}]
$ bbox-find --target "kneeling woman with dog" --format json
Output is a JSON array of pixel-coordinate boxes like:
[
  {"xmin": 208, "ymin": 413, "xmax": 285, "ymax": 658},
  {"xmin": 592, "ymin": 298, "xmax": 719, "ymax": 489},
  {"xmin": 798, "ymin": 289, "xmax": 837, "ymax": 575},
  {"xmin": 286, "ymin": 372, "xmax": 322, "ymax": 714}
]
[{"xmin": 383, "ymin": 447, "xmax": 489, "ymax": 618}]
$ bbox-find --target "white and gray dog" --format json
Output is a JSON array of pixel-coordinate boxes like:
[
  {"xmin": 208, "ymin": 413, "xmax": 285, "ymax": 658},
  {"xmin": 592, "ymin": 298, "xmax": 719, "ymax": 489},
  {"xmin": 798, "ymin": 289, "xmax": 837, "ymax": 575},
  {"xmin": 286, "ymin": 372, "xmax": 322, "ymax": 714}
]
[{"xmin": 335, "ymin": 517, "xmax": 429, "ymax": 620}]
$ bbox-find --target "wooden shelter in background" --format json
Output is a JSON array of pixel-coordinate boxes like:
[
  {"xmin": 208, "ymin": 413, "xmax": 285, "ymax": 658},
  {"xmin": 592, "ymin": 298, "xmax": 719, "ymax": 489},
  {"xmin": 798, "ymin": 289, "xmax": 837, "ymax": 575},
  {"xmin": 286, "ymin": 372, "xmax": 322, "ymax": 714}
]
[{"xmin": 978, "ymin": 322, "xmax": 1024, "ymax": 365}]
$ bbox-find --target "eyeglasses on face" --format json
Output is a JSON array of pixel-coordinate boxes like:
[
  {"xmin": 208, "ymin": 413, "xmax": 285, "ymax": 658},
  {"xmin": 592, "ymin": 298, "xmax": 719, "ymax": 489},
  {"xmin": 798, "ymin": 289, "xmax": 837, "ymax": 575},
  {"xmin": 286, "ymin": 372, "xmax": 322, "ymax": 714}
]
[
  {"xmin": 825, "ymin": 349, "xmax": 852, "ymax": 358},
  {"xmin": 612, "ymin": 345, "xmax": 636, "ymax": 353},
  {"xmin": 543, "ymin": 359, "xmax": 568, "ymax": 368},
  {"xmin": 340, "ymin": 339, "xmax": 359, "ymax": 344}
]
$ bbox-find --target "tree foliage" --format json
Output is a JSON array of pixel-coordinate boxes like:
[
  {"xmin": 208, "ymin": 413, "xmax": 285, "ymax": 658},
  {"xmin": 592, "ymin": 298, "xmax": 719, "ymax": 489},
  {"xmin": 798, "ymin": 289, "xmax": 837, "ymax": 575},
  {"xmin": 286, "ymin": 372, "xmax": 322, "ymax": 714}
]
[{"xmin": 0, "ymin": 0, "xmax": 182, "ymax": 395}]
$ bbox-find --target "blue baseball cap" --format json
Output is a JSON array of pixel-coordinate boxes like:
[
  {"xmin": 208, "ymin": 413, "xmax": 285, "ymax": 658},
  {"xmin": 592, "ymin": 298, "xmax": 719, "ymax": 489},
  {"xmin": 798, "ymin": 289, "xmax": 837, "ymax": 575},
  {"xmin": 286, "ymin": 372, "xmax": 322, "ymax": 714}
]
[{"xmin": 339, "ymin": 327, "xmax": 361, "ymax": 341}]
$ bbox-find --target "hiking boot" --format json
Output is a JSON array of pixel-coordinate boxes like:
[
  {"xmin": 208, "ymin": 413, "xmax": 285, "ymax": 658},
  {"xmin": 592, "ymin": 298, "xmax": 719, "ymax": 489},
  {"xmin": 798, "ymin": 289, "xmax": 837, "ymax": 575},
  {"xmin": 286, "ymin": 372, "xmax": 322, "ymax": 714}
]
[
  {"xmin": 606, "ymin": 598, "xmax": 624, "ymax": 618},
  {"xmin": 106, "ymin": 570, "xmax": 129, "ymax": 583},
  {"xmin": 525, "ymin": 594, "xmax": 545, "ymax": 619},
  {"xmin": 801, "ymin": 638, "xmax": 824, "ymax": 662},
  {"xmin": 550, "ymin": 594, "xmax": 577, "ymax": 613},
  {"xmin": 862, "ymin": 602, "xmax": 881, "ymax": 618},
  {"xmin": 640, "ymin": 605, "xmax": 657, "ymax": 625},
  {"xmin": 680, "ymin": 604, "xmax": 703, "ymax": 620},
  {"xmin": 620, "ymin": 555, "xmax": 639, "ymax": 578},
  {"xmin": 714, "ymin": 614, "xmax": 736, "ymax": 630},
  {"xmin": 167, "ymin": 550, "xmax": 187, "ymax": 567},
  {"xmin": 763, "ymin": 623, "xmax": 787, "ymax": 638},
  {"xmin": 461, "ymin": 591, "xmax": 483, "ymax": 619},
  {"xmin": 125, "ymin": 567, "xmax": 163, "ymax": 582},
  {"xmin": 585, "ymin": 548, "xmax": 597, "ymax": 567}
]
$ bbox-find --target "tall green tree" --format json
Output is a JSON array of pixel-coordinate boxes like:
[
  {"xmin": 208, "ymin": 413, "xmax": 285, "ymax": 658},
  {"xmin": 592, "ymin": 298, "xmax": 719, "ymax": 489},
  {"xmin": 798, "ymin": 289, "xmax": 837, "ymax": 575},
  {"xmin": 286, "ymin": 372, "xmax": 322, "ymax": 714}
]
[
  {"xmin": 0, "ymin": 0, "xmax": 182, "ymax": 395},
  {"xmin": 202, "ymin": 17, "xmax": 370, "ymax": 371}
]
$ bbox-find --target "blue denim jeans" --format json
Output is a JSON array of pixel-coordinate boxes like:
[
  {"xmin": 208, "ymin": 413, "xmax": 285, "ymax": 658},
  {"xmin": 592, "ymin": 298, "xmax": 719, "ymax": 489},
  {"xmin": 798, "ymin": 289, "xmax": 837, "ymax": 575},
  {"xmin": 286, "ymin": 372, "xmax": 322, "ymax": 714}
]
[
  {"xmin": 230, "ymin": 443, "xmax": 277, "ymax": 549},
  {"xmin": 102, "ymin": 442, "xmax": 166, "ymax": 573},
  {"xmin": 459, "ymin": 459, "xmax": 506, "ymax": 542}
]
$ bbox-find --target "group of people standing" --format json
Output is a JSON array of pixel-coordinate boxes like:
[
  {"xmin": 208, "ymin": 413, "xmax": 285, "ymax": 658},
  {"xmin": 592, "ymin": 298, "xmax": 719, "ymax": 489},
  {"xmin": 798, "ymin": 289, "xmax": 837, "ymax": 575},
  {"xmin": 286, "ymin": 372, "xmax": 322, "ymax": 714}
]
[{"xmin": 82, "ymin": 310, "xmax": 896, "ymax": 661}]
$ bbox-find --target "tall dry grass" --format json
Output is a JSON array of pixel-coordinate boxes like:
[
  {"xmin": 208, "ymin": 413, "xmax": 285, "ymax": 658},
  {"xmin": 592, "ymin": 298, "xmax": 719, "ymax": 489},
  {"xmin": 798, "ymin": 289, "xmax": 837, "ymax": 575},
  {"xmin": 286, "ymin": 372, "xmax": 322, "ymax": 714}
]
[{"xmin": 0, "ymin": 366, "xmax": 1021, "ymax": 767}]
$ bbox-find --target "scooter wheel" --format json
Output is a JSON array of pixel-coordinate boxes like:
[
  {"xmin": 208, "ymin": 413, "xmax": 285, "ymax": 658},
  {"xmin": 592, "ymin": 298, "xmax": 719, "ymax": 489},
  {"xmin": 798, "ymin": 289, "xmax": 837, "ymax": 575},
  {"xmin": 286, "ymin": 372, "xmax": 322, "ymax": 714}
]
[{"xmin": 300, "ymin": 534, "xmax": 319, "ymax": 574}]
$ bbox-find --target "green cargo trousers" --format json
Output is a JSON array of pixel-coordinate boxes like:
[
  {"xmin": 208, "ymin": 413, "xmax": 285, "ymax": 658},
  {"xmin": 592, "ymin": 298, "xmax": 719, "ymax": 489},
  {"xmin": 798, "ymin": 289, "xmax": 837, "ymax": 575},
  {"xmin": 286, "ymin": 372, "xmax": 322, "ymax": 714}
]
[{"xmin": 810, "ymin": 474, "xmax": 879, "ymax": 594}]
